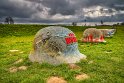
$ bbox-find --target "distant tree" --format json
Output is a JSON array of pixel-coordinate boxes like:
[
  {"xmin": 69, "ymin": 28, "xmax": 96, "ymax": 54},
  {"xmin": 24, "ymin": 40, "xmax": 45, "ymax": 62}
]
[
  {"xmin": 117, "ymin": 23, "xmax": 120, "ymax": 25},
  {"xmin": 72, "ymin": 22, "xmax": 77, "ymax": 26},
  {"xmin": 10, "ymin": 17, "xmax": 14, "ymax": 24},
  {"xmin": 4, "ymin": 16, "xmax": 14, "ymax": 24},
  {"xmin": 100, "ymin": 20, "xmax": 104, "ymax": 25},
  {"xmin": 4, "ymin": 17, "xmax": 9, "ymax": 24},
  {"xmin": 0, "ymin": 18, "xmax": 2, "ymax": 24},
  {"xmin": 84, "ymin": 19, "xmax": 87, "ymax": 26},
  {"xmin": 95, "ymin": 24, "xmax": 97, "ymax": 26},
  {"xmin": 120, "ymin": 22, "xmax": 124, "ymax": 25}
]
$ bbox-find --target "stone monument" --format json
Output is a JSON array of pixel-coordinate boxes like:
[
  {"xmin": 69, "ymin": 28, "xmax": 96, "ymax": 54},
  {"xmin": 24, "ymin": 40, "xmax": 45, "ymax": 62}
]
[
  {"xmin": 29, "ymin": 26, "xmax": 86, "ymax": 65},
  {"xmin": 99, "ymin": 29, "xmax": 116, "ymax": 37},
  {"xmin": 82, "ymin": 28, "xmax": 106, "ymax": 42}
]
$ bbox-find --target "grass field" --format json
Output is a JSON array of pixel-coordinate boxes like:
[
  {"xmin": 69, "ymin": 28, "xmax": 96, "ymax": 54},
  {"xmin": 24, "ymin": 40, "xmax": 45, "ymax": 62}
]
[{"xmin": 0, "ymin": 24, "xmax": 124, "ymax": 83}]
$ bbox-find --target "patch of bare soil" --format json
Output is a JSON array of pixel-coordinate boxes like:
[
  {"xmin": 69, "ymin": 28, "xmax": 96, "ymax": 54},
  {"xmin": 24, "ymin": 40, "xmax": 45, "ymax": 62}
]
[
  {"xmin": 9, "ymin": 66, "xmax": 28, "ymax": 73},
  {"xmin": 47, "ymin": 76, "xmax": 67, "ymax": 83},
  {"xmin": 9, "ymin": 66, "xmax": 18, "ymax": 73},
  {"xmin": 18, "ymin": 66, "xmax": 27, "ymax": 70},
  {"xmin": 68, "ymin": 64, "xmax": 81, "ymax": 70},
  {"xmin": 75, "ymin": 73, "xmax": 89, "ymax": 80}
]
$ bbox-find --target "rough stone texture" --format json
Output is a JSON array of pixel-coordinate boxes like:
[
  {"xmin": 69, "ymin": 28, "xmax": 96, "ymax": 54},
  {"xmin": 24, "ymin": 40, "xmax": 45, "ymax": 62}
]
[
  {"xmin": 83, "ymin": 28, "xmax": 102, "ymax": 39},
  {"xmin": 99, "ymin": 29, "xmax": 116, "ymax": 37},
  {"xmin": 82, "ymin": 28, "xmax": 106, "ymax": 42},
  {"xmin": 29, "ymin": 26, "xmax": 86, "ymax": 65},
  {"xmin": 83, "ymin": 28, "xmax": 116, "ymax": 41}
]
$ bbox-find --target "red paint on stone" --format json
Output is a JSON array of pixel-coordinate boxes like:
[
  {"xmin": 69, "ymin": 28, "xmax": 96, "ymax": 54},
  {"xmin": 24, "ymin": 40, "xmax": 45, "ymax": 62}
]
[{"xmin": 65, "ymin": 33, "xmax": 77, "ymax": 44}]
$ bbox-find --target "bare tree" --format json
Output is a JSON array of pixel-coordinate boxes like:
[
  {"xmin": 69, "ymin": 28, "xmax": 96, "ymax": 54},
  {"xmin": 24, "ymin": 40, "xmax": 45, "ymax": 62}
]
[
  {"xmin": 72, "ymin": 22, "xmax": 77, "ymax": 26},
  {"xmin": 4, "ymin": 16, "xmax": 14, "ymax": 24},
  {"xmin": 0, "ymin": 18, "xmax": 2, "ymax": 24},
  {"xmin": 84, "ymin": 19, "xmax": 87, "ymax": 26},
  {"xmin": 101, "ymin": 20, "xmax": 104, "ymax": 25},
  {"xmin": 4, "ymin": 17, "xmax": 9, "ymax": 24}
]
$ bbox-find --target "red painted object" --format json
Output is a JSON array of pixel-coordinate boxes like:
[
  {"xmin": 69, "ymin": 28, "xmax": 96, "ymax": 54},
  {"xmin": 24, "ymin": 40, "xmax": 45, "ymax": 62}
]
[
  {"xmin": 65, "ymin": 33, "xmax": 77, "ymax": 44},
  {"xmin": 68, "ymin": 33, "xmax": 74, "ymax": 37},
  {"xmin": 89, "ymin": 34, "xmax": 93, "ymax": 42},
  {"xmin": 65, "ymin": 37, "xmax": 71, "ymax": 44},
  {"xmin": 82, "ymin": 35, "xmax": 105, "ymax": 43},
  {"xmin": 100, "ymin": 35, "xmax": 104, "ymax": 41}
]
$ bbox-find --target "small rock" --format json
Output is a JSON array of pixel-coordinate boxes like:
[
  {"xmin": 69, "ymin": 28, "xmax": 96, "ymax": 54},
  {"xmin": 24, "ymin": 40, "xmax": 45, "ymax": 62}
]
[
  {"xmin": 19, "ymin": 51, "xmax": 24, "ymax": 54},
  {"xmin": 75, "ymin": 73, "xmax": 89, "ymax": 80},
  {"xmin": 13, "ymin": 59, "xmax": 23, "ymax": 64},
  {"xmin": 47, "ymin": 76, "xmax": 67, "ymax": 83},
  {"xmin": 88, "ymin": 60, "xmax": 94, "ymax": 64},
  {"xmin": 18, "ymin": 66, "xmax": 27, "ymax": 70},
  {"xmin": 9, "ymin": 50, "xmax": 19, "ymax": 52},
  {"xmin": 105, "ymin": 50, "xmax": 112, "ymax": 53},
  {"xmin": 68, "ymin": 64, "xmax": 81, "ymax": 70},
  {"xmin": 9, "ymin": 66, "xmax": 18, "ymax": 73}
]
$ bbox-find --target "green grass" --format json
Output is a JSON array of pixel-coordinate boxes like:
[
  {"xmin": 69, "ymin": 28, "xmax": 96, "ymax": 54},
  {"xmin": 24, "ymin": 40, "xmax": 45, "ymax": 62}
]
[{"xmin": 0, "ymin": 24, "xmax": 124, "ymax": 83}]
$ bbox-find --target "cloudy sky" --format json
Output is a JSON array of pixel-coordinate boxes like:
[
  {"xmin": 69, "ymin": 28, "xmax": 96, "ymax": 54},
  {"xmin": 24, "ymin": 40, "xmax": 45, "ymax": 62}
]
[{"xmin": 0, "ymin": 0, "xmax": 124, "ymax": 23}]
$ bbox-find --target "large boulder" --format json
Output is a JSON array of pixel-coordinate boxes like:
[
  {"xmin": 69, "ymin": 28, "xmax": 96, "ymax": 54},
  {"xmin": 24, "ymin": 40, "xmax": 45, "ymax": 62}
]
[
  {"xmin": 29, "ymin": 26, "xmax": 86, "ymax": 65},
  {"xmin": 99, "ymin": 29, "xmax": 116, "ymax": 37},
  {"xmin": 82, "ymin": 28, "xmax": 106, "ymax": 42}
]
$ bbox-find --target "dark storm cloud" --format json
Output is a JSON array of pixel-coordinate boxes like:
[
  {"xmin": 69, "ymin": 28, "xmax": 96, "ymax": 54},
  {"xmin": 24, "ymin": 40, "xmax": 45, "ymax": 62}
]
[
  {"xmin": 0, "ymin": 0, "xmax": 32, "ymax": 18},
  {"xmin": 41, "ymin": 0, "xmax": 76, "ymax": 15},
  {"xmin": 0, "ymin": 0, "xmax": 44, "ymax": 18},
  {"xmin": 27, "ymin": 0, "xmax": 124, "ymax": 16},
  {"xmin": 0, "ymin": 0, "xmax": 124, "ymax": 23},
  {"xmin": 26, "ymin": 0, "xmax": 76, "ymax": 15}
]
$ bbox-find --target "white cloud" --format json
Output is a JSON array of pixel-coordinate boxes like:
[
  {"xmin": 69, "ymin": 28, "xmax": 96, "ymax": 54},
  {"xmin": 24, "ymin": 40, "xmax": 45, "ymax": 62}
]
[
  {"xmin": 31, "ymin": 6, "xmax": 50, "ymax": 20},
  {"xmin": 51, "ymin": 14, "xmax": 74, "ymax": 20},
  {"xmin": 80, "ymin": 6, "xmax": 118, "ymax": 18}
]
